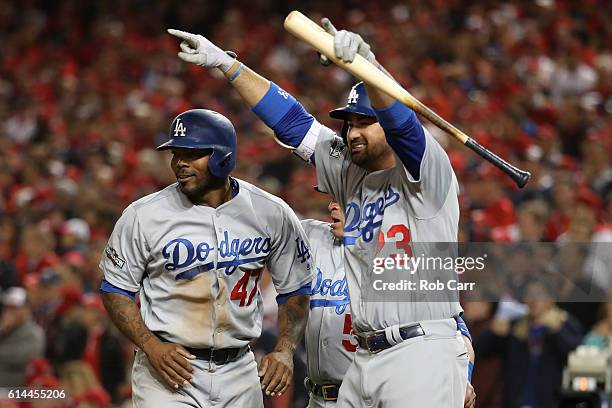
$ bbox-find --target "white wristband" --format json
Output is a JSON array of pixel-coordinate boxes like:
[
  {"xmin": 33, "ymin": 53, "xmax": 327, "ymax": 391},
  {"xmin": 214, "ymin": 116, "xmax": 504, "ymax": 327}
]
[{"xmin": 295, "ymin": 121, "xmax": 321, "ymax": 161}]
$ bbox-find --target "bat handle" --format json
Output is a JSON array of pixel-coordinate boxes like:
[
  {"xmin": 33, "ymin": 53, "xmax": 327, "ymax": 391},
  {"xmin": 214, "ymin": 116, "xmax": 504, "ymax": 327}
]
[{"xmin": 464, "ymin": 138, "xmax": 531, "ymax": 188}]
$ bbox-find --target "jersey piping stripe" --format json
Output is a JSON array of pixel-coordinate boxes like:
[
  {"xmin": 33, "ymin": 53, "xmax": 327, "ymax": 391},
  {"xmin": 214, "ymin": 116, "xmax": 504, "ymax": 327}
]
[
  {"xmin": 99, "ymin": 279, "xmax": 137, "ymax": 300},
  {"xmin": 276, "ymin": 283, "xmax": 312, "ymax": 305}
]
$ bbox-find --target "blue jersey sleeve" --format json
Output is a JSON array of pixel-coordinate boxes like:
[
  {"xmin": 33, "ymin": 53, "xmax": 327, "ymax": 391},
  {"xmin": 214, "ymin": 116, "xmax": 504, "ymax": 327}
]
[
  {"xmin": 252, "ymin": 83, "xmax": 314, "ymax": 149},
  {"xmin": 374, "ymin": 102, "xmax": 425, "ymax": 180},
  {"xmin": 99, "ymin": 279, "xmax": 137, "ymax": 301},
  {"xmin": 276, "ymin": 282, "xmax": 312, "ymax": 305}
]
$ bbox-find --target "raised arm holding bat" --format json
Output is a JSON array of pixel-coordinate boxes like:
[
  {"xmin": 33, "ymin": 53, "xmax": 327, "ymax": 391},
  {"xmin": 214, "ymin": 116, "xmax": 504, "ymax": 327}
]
[
  {"xmin": 285, "ymin": 11, "xmax": 529, "ymax": 188},
  {"xmin": 168, "ymin": 16, "xmax": 475, "ymax": 408}
]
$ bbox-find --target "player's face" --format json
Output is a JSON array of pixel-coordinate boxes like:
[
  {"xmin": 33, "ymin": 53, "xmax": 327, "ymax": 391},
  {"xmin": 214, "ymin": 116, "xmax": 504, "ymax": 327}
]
[
  {"xmin": 170, "ymin": 148, "xmax": 214, "ymax": 198},
  {"xmin": 328, "ymin": 200, "xmax": 345, "ymax": 239},
  {"xmin": 346, "ymin": 113, "xmax": 394, "ymax": 171}
]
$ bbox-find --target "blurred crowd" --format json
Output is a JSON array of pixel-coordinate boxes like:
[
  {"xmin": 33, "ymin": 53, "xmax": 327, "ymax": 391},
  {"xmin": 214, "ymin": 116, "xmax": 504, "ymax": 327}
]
[{"xmin": 0, "ymin": 0, "xmax": 610, "ymax": 407}]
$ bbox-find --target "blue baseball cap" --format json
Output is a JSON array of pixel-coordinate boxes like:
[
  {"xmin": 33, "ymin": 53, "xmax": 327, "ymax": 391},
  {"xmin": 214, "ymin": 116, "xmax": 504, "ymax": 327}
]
[{"xmin": 329, "ymin": 82, "xmax": 376, "ymax": 120}]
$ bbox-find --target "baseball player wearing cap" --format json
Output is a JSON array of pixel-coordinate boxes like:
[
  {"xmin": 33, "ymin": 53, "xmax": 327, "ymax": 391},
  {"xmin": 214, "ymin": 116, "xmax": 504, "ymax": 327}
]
[
  {"xmin": 303, "ymin": 201, "xmax": 475, "ymax": 408},
  {"xmin": 168, "ymin": 18, "xmax": 475, "ymax": 407},
  {"xmin": 99, "ymin": 109, "xmax": 313, "ymax": 408}
]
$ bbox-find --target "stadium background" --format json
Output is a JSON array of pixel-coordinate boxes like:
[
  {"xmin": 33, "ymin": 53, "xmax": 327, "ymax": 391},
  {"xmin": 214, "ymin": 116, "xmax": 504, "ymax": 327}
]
[{"xmin": 0, "ymin": 0, "xmax": 610, "ymax": 406}]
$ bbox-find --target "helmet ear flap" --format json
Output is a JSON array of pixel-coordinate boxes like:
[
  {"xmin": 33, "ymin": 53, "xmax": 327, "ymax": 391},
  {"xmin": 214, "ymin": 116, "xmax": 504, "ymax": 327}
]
[
  {"xmin": 208, "ymin": 151, "xmax": 234, "ymax": 178},
  {"xmin": 218, "ymin": 153, "xmax": 233, "ymax": 169}
]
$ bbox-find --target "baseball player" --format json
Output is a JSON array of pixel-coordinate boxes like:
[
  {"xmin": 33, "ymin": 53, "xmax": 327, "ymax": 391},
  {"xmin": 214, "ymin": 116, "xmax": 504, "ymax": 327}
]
[
  {"xmin": 302, "ymin": 200, "xmax": 355, "ymax": 407},
  {"xmin": 99, "ymin": 109, "xmax": 313, "ymax": 408},
  {"xmin": 168, "ymin": 17, "xmax": 475, "ymax": 407},
  {"xmin": 303, "ymin": 200, "xmax": 476, "ymax": 408}
]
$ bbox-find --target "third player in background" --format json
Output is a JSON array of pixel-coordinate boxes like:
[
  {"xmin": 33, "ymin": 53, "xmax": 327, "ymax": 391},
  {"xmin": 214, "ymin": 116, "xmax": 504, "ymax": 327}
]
[{"xmin": 302, "ymin": 200, "xmax": 355, "ymax": 407}]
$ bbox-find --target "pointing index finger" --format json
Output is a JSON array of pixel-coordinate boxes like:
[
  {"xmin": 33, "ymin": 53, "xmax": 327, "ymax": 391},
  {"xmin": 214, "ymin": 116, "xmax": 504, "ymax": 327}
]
[{"xmin": 167, "ymin": 29, "xmax": 194, "ymax": 41}]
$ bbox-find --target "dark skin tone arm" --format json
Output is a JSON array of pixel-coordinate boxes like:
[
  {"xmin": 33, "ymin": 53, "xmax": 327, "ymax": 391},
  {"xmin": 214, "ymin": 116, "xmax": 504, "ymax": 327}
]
[
  {"xmin": 258, "ymin": 294, "xmax": 309, "ymax": 397},
  {"xmin": 101, "ymin": 292, "xmax": 196, "ymax": 390}
]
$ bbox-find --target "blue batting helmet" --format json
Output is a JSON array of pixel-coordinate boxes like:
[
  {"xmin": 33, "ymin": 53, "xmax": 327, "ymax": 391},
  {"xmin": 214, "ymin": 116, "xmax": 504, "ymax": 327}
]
[{"xmin": 156, "ymin": 109, "xmax": 237, "ymax": 178}]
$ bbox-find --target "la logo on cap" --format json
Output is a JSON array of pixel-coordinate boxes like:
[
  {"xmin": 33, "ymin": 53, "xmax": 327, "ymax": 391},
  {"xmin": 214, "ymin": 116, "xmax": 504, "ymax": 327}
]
[
  {"xmin": 347, "ymin": 87, "xmax": 359, "ymax": 104},
  {"xmin": 174, "ymin": 118, "xmax": 187, "ymax": 137}
]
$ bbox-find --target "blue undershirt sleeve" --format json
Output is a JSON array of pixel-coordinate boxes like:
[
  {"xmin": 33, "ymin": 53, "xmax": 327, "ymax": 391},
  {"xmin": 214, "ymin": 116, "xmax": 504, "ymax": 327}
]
[
  {"xmin": 252, "ymin": 83, "xmax": 314, "ymax": 149},
  {"xmin": 374, "ymin": 102, "xmax": 426, "ymax": 180},
  {"xmin": 276, "ymin": 282, "xmax": 312, "ymax": 305}
]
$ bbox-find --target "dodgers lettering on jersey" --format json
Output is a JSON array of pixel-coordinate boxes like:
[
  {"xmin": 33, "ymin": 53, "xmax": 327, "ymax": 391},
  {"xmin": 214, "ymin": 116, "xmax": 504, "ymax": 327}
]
[
  {"xmin": 302, "ymin": 219, "xmax": 355, "ymax": 385},
  {"xmin": 310, "ymin": 267, "xmax": 349, "ymax": 314},
  {"xmin": 161, "ymin": 232, "xmax": 272, "ymax": 279},
  {"xmin": 344, "ymin": 186, "xmax": 401, "ymax": 244},
  {"xmin": 310, "ymin": 121, "xmax": 463, "ymax": 334},
  {"xmin": 99, "ymin": 178, "xmax": 312, "ymax": 349}
]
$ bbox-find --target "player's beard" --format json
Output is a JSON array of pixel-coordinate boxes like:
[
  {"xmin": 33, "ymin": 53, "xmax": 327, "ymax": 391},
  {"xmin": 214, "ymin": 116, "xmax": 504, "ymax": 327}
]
[
  {"xmin": 350, "ymin": 141, "xmax": 394, "ymax": 170},
  {"xmin": 178, "ymin": 173, "xmax": 229, "ymax": 205},
  {"xmin": 176, "ymin": 169, "xmax": 212, "ymax": 201}
]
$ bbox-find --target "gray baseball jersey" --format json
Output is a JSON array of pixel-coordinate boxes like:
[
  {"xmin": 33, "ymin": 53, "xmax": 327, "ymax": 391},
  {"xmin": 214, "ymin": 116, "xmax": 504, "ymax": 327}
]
[
  {"xmin": 297, "ymin": 121, "xmax": 462, "ymax": 334},
  {"xmin": 301, "ymin": 219, "xmax": 355, "ymax": 385},
  {"xmin": 100, "ymin": 178, "xmax": 313, "ymax": 349}
]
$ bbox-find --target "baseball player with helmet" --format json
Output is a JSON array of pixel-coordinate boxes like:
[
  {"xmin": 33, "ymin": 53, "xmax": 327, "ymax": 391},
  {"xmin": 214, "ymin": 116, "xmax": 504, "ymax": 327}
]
[
  {"xmin": 99, "ymin": 108, "xmax": 313, "ymax": 408},
  {"xmin": 168, "ymin": 15, "xmax": 476, "ymax": 407}
]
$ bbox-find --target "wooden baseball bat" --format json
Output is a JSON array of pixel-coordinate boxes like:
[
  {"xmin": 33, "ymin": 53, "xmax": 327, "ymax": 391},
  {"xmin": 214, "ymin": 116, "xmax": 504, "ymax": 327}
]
[{"xmin": 284, "ymin": 11, "xmax": 530, "ymax": 188}]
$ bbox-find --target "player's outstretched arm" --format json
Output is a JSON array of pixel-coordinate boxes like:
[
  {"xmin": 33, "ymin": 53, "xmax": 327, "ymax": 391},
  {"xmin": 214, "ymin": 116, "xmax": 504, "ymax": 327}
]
[
  {"xmin": 101, "ymin": 292, "xmax": 196, "ymax": 390},
  {"xmin": 258, "ymin": 294, "xmax": 309, "ymax": 397},
  {"xmin": 167, "ymin": 29, "xmax": 317, "ymax": 160}
]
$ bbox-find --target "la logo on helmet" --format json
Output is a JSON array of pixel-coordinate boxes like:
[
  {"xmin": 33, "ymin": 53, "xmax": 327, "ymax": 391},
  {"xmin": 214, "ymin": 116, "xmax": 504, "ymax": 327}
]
[
  {"xmin": 174, "ymin": 118, "xmax": 187, "ymax": 137},
  {"xmin": 347, "ymin": 87, "xmax": 359, "ymax": 104}
]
